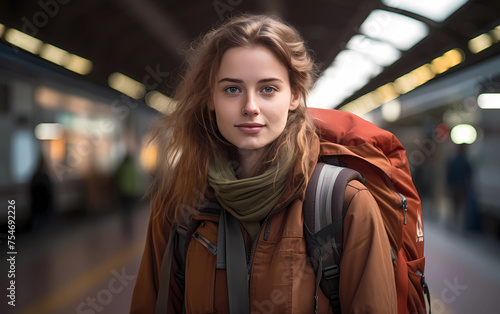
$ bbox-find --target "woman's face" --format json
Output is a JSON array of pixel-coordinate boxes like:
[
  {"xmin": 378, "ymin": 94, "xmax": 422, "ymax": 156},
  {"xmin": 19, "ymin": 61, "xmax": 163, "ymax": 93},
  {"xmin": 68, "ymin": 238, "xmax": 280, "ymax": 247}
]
[{"xmin": 212, "ymin": 45, "xmax": 300, "ymax": 154}]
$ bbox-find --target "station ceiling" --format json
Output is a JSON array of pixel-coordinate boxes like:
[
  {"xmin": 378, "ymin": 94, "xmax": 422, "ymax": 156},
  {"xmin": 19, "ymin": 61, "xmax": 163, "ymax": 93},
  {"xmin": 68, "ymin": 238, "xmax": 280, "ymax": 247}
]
[{"xmin": 0, "ymin": 0, "xmax": 499, "ymax": 110}]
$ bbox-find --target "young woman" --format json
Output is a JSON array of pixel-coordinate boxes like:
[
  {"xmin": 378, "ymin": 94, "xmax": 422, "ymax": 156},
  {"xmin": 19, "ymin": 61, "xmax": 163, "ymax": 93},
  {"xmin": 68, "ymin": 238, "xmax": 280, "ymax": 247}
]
[{"xmin": 130, "ymin": 14, "xmax": 397, "ymax": 313}]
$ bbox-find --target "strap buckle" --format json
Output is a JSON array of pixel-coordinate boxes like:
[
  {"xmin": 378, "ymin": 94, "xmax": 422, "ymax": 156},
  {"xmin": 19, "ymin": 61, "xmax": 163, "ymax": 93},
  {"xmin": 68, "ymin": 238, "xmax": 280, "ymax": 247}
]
[{"xmin": 323, "ymin": 264, "xmax": 340, "ymax": 281}]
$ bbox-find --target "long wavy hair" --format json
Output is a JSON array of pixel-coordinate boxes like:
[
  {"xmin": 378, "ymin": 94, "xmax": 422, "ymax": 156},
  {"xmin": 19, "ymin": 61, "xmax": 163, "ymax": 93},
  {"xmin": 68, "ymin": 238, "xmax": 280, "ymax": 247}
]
[{"xmin": 149, "ymin": 14, "xmax": 319, "ymax": 223}]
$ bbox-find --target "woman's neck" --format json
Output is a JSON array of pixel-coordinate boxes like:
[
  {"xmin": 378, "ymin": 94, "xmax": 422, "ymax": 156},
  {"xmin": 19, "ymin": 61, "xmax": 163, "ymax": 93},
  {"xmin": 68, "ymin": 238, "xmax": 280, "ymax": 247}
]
[{"xmin": 237, "ymin": 149, "xmax": 265, "ymax": 179}]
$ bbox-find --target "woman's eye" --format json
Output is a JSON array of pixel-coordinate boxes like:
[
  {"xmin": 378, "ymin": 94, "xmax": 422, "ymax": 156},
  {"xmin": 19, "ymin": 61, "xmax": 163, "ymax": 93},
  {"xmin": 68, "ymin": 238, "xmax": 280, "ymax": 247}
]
[
  {"xmin": 225, "ymin": 87, "xmax": 240, "ymax": 94},
  {"xmin": 262, "ymin": 86, "xmax": 276, "ymax": 94}
]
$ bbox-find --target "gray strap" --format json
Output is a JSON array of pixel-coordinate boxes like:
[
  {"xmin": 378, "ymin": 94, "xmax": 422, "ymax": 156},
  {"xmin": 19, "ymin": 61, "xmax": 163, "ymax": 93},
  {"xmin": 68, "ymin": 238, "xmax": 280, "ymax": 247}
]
[
  {"xmin": 223, "ymin": 210, "xmax": 250, "ymax": 314},
  {"xmin": 315, "ymin": 165, "xmax": 343, "ymax": 230},
  {"xmin": 216, "ymin": 210, "xmax": 226, "ymax": 269},
  {"xmin": 155, "ymin": 225, "xmax": 178, "ymax": 314}
]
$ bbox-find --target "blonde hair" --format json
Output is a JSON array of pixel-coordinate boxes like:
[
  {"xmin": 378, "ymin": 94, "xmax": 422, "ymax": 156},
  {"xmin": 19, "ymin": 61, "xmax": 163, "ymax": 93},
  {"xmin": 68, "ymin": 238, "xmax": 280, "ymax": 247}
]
[{"xmin": 149, "ymin": 14, "xmax": 318, "ymax": 223}]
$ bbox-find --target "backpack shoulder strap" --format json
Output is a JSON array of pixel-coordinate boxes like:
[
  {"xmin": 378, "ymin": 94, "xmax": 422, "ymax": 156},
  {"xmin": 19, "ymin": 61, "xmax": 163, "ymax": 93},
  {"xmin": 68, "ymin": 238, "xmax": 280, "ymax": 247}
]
[
  {"xmin": 156, "ymin": 223, "xmax": 186, "ymax": 314},
  {"xmin": 155, "ymin": 201, "xmax": 229, "ymax": 314},
  {"xmin": 303, "ymin": 162, "xmax": 363, "ymax": 313}
]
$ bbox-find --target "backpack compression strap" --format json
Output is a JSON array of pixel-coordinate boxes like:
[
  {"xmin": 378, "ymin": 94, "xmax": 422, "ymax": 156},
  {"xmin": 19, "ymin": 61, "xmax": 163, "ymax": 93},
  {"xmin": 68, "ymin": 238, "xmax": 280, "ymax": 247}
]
[{"xmin": 303, "ymin": 162, "xmax": 363, "ymax": 313}]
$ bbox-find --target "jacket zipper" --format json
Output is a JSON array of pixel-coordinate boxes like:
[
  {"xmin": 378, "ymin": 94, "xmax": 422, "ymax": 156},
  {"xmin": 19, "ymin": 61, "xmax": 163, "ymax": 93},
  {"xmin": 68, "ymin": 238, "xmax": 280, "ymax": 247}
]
[
  {"xmin": 247, "ymin": 201, "xmax": 286, "ymax": 271},
  {"xmin": 397, "ymin": 192, "xmax": 408, "ymax": 225},
  {"xmin": 193, "ymin": 231, "xmax": 217, "ymax": 255},
  {"xmin": 247, "ymin": 178, "xmax": 305, "ymax": 274}
]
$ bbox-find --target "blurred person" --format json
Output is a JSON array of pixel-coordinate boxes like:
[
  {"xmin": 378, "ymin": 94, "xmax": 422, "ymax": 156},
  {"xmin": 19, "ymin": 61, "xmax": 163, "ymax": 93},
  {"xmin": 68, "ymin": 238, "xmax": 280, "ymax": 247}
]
[
  {"xmin": 115, "ymin": 153, "xmax": 139, "ymax": 234},
  {"xmin": 29, "ymin": 154, "xmax": 54, "ymax": 230},
  {"xmin": 130, "ymin": 14, "xmax": 396, "ymax": 313},
  {"xmin": 446, "ymin": 144, "xmax": 472, "ymax": 230}
]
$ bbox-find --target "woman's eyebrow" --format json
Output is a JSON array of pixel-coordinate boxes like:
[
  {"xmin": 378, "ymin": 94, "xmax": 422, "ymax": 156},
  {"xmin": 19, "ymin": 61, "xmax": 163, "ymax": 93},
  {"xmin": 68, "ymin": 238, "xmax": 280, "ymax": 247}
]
[
  {"xmin": 218, "ymin": 77, "xmax": 284, "ymax": 84},
  {"xmin": 218, "ymin": 78, "xmax": 243, "ymax": 84},
  {"xmin": 258, "ymin": 78, "xmax": 283, "ymax": 84}
]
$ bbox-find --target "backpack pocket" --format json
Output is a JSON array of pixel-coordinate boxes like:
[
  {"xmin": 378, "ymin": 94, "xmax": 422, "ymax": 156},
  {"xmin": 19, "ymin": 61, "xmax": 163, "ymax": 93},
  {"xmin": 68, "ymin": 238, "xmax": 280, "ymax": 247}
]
[{"xmin": 407, "ymin": 256, "xmax": 428, "ymax": 314}]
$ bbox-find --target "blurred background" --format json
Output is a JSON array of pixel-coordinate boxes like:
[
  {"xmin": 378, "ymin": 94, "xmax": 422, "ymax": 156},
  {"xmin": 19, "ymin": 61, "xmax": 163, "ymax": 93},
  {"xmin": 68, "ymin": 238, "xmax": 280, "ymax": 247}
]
[{"xmin": 0, "ymin": 0, "xmax": 499, "ymax": 313}]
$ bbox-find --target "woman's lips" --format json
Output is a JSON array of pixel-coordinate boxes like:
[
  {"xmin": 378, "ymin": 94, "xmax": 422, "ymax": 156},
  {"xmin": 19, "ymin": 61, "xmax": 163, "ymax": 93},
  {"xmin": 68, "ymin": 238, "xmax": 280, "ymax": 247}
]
[{"xmin": 235, "ymin": 123, "xmax": 265, "ymax": 134}]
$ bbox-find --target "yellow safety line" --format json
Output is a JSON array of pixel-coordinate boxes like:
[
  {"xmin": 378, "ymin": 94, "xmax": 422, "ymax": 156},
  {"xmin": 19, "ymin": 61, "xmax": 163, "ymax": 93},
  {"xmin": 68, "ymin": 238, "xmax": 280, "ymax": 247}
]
[{"xmin": 21, "ymin": 241, "xmax": 144, "ymax": 314}]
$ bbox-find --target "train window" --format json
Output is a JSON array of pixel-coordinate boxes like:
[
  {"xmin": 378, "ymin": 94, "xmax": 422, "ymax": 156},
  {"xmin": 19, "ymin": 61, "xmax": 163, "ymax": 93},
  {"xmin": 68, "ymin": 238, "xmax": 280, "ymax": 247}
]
[{"xmin": 0, "ymin": 84, "xmax": 8, "ymax": 113}]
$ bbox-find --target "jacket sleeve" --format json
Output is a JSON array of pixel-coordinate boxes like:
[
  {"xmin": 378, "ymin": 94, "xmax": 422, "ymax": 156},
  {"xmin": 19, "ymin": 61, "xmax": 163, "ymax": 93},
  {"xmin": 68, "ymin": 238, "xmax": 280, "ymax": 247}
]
[
  {"xmin": 339, "ymin": 181, "xmax": 397, "ymax": 313},
  {"xmin": 130, "ymin": 211, "xmax": 184, "ymax": 313}
]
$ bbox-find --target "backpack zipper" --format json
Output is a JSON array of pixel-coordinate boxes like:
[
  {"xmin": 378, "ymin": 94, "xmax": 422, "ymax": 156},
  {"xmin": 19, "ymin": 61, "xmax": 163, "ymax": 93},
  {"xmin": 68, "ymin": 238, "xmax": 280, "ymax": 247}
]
[{"xmin": 397, "ymin": 192, "xmax": 408, "ymax": 225}]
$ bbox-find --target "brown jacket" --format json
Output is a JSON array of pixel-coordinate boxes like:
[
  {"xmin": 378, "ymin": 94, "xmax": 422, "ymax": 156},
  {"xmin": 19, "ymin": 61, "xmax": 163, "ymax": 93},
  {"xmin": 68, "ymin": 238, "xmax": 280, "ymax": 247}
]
[{"xmin": 130, "ymin": 140, "xmax": 397, "ymax": 313}]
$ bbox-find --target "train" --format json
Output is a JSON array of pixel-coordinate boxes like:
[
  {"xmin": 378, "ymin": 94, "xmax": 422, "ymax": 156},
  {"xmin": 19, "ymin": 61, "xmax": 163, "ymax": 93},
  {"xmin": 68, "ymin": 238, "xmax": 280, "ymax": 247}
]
[{"xmin": 0, "ymin": 42, "xmax": 157, "ymax": 229}]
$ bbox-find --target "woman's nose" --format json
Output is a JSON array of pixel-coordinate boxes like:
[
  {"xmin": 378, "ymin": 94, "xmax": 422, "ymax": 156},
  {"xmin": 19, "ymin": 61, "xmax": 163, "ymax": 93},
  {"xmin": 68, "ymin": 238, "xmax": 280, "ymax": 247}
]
[{"xmin": 242, "ymin": 92, "xmax": 260, "ymax": 116}]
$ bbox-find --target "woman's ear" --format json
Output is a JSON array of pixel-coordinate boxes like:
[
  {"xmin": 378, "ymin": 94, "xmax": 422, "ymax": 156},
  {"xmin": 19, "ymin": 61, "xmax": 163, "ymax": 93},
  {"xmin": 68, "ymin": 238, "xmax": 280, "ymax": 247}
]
[{"xmin": 289, "ymin": 91, "xmax": 300, "ymax": 111}]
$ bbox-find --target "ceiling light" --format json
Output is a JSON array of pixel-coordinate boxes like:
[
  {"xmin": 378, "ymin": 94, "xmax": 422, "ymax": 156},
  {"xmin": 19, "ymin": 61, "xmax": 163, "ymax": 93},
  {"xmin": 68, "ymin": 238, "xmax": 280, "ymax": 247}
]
[
  {"xmin": 334, "ymin": 50, "xmax": 383, "ymax": 83},
  {"xmin": 382, "ymin": 0, "xmax": 469, "ymax": 23},
  {"xmin": 393, "ymin": 73, "xmax": 418, "ymax": 94},
  {"xmin": 346, "ymin": 35, "xmax": 401, "ymax": 67},
  {"xmin": 0, "ymin": 23, "xmax": 5, "ymax": 37},
  {"xmin": 145, "ymin": 91, "xmax": 176, "ymax": 114},
  {"xmin": 477, "ymin": 93, "xmax": 500, "ymax": 109},
  {"xmin": 450, "ymin": 124, "xmax": 477, "ymax": 144},
  {"xmin": 65, "ymin": 54, "xmax": 93, "ymax": 75},
  {"xmin": 375, "ymin": 83, "xmax": 399, "ymax": 103},
  {"xmin": 468, "ymin": 33, "xmax": 493, "ymax": 54},
  {"xmin": 491, "ymin": 25, "xmax": 500, "ymax": 42},
  {"xmin": 381, "ymin": 99, "xmax": 401, "ymax": 122},
  {"xmin": 34, "ymin": 123, "xmax": 64, "ymax": 140},
  {"xmin": 4, "ymin": 28, "xmax": 43, "ymax": 54},
  {"xmin": 360, "ymin": 10, "xmax": 429, "ymax": 51},
  {"xmin": 108, "ymin": 72, "xmax": 146, "ymax": 99},
  {"xmin": 309, "ymin": 50, "xmax": 382, "ymax": 108},
  {"xmin": 430, "ymin": 48, "xmax": 463, "ymax": 74},
  {"xmin": 443, "ymin": 49, "xmax": 464, "ymax": 67},
  {"xmin": 411, "ymin": 64, "xmax": 435, "ymax": 86},
  {"xmin": 340, "ymin": 92, "xmax": 381, "ymax": 116},
  {"xmin": 40, "ymin": 43, "xmax": 69, "ymax": 66}
]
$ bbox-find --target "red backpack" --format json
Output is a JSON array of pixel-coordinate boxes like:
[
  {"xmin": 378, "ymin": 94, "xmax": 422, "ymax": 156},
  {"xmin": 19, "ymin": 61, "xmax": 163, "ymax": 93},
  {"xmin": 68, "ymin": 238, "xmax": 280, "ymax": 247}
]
[{"xmin": 306, "ymin": 108, "xmax": 430, "ymax": 314}]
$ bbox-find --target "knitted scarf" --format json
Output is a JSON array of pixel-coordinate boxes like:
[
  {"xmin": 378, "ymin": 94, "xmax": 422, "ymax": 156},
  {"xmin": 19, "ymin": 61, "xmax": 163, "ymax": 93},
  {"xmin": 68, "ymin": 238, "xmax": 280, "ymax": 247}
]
[{"xmin": 207, "ymin": 154, "xmax": 292, "ymax": 240}]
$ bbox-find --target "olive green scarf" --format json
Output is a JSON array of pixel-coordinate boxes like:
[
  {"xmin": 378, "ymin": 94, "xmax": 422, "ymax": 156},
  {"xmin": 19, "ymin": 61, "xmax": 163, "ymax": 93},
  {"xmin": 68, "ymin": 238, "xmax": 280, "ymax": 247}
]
[{"xmin": 207, "ymin": 155, "xmax": 292, "ymax": 240}]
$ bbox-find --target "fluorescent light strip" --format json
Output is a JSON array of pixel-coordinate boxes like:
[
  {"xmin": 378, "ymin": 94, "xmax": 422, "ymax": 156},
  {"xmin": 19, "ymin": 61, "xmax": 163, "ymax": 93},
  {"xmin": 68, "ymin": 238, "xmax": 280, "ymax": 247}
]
[
  {"xmin": 108, "ymin": 72, "xmax": 146, "ymax": 99},
  {"xmin": 2, "ymin": 26, "xmax": 93, "ymax": 75},
  {"xmin": 34, "ymin": 123, "xmax": 64, "ymax": 140},
  {"xmin": 4, "ymin": 28, "xmax": 43, "ymax": 54},
  {"xmin": 469, "ymin": 33, "xmax": 493, "ymax": 54},
  {"xmin": 145, "ymin": 91, "xmax": 176, "ymax": 114},
  {"xmin": 65, "ymin": 54, "xmax": 93, "ymax": 75},
  {"xmin": 40, "ymin": 43, "xmax": 69, "ymax": 66},
  {"xmin": 477, "ymin": 93, "xmax": 500, "ymax": 109},
  {"xmin": 491, "ymin": 25, "xmax": 500, "ymax": 42},
  {"xmin": 340, "ymin": 48, "xmax": 463, "ymax": 116}
]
